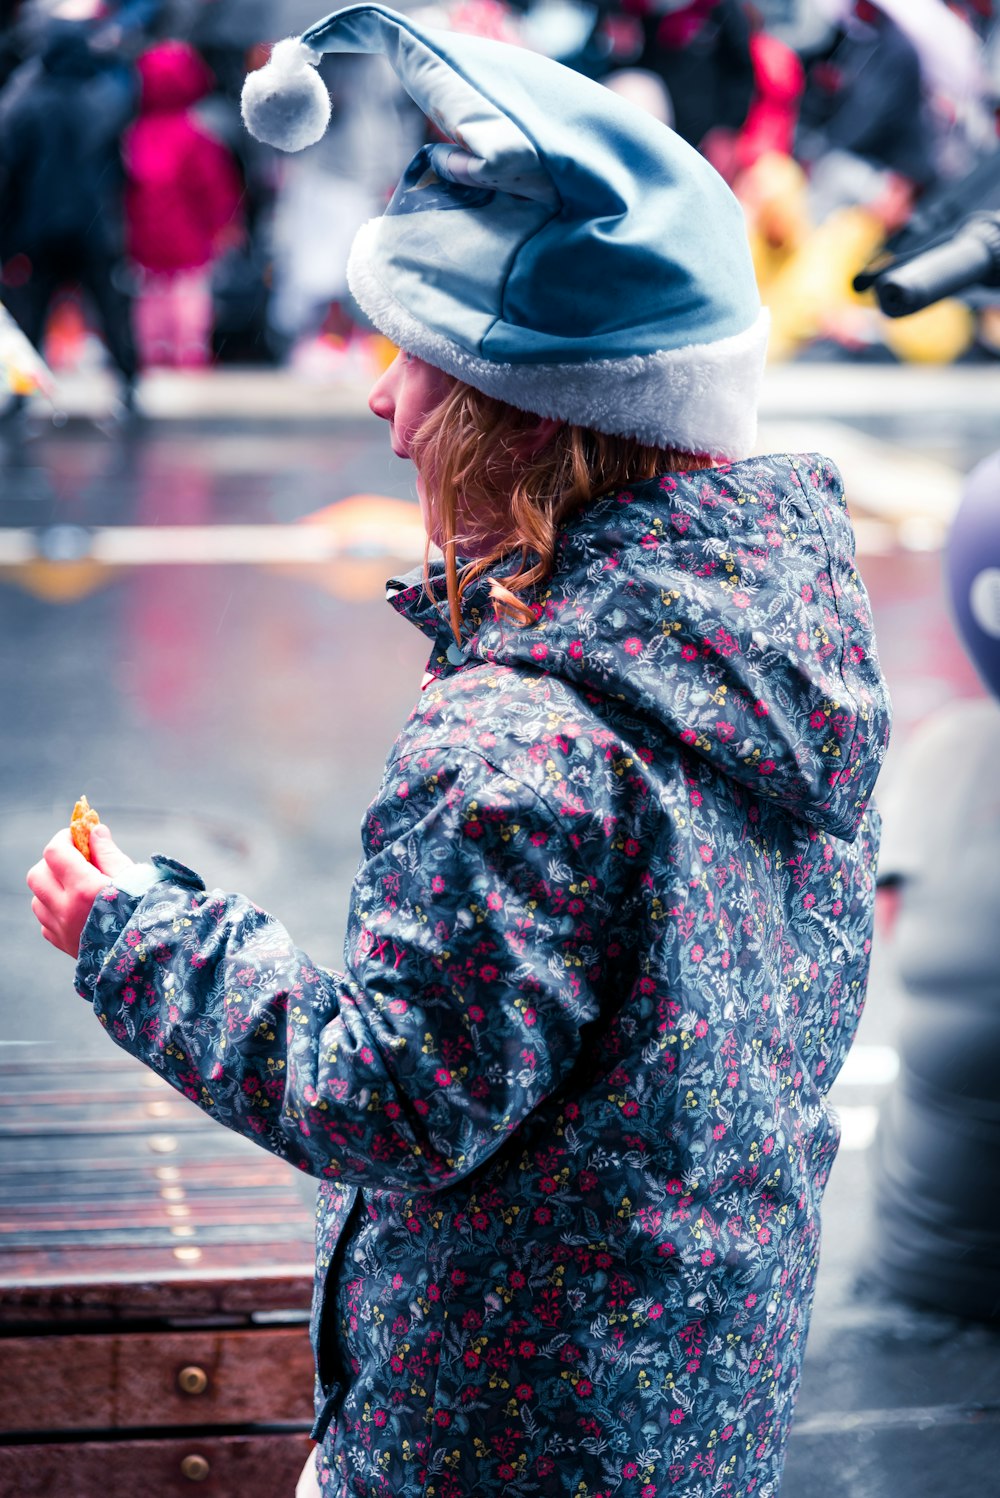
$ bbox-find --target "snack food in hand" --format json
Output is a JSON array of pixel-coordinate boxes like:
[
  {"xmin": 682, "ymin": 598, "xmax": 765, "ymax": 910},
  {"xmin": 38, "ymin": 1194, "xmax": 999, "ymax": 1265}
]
[{"xmin": 70, "ymin": 795, "xmax": 100, "ymax": 862}]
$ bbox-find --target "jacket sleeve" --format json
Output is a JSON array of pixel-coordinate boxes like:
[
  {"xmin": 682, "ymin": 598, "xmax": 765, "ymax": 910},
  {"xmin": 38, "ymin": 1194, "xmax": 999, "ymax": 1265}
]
[{"xmin": 75, "ymin": 746, "xmax": 614, "ymax": 1190}]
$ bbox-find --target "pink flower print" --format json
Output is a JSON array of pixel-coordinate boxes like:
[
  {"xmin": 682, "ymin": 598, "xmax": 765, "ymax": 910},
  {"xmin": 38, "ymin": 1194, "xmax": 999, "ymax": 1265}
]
[
  {"xmin": 759, "ymin": 760, "xmax": 775, "ymax": 776},
  {"xmin": 575, "ymin": 1379, "xmax": 593, "ymax": 1397},
  {"xmin": 647, "ymin": 1303, "xmax": 663, "ymax": 1321},
  {"xmin": 669, "ymin": 1408, "xmax": 685, "ymax": 1424},
  {"xmin": 810, "ymin": 709, "xmax": 826, "ymax": 729},
  {"xmin": 733, "ymin": 592, "xmax": 751, "ymax": 608},
  {"xmin": 624, "ymin": 637, "xmax": 643, "ymax": 655},
  {"xmin": 435, "ymin": 1067, "xmax": 452, "ymax": 1086},
  {"xmin": 431, "ymin": 875, "xmax": 446, "ymax": 893},
  {"xmin": 468, "ymin": 1004, "xmax": 485, "ymax": 1023},
  {"xmin": 568, "ymin": 640, "xmax": 584, "ymax": 660},
  {"xmin": 515, "ymin": 1383, "xmax": 534, "ymax": 1401},
  {"xmin": 716, "ymin": 720, "xmax": 735, "ymax": 742},
  {"xmin": 690, "ymin": 945, "xmax": 704, "ymax": 962},
  {"xmin": 531, "ymin": 642, "xmax": 548, "ymax": 661},
  {"xmin": 623, "ymin": 1462, "xmax": 639, "ymax": 1479},
  {"xmin": 701, "ymin": 1249, "xmax": 716, "ymax": 1266},
  {"xmin": 681, "ymin": 643, "xmax": 699, "ymax": 661},
  {"xmin": 623, "ymin": 838, "xmax": 640, "ymax": 857},
  {"xmin": 680, "ymin": 728, "xmax": 698, "ymax": 745},
  {"xmin": 373, "ymin": 1409, "xmax": 388, "ymax": 1427},
  {"xmin": 801, "ymin": 582, "xmax": 813, "ymax": 601}
]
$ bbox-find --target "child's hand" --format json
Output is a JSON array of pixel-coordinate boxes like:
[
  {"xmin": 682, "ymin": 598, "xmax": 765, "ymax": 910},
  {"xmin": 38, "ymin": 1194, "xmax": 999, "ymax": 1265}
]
[{"xmin": 27, "ymin": 824, "xmax": 137, "ymax": 959}]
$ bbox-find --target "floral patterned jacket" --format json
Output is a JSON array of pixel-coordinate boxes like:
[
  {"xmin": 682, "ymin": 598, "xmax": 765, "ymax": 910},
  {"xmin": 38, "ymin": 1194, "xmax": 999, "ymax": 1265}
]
[{"xmin": 77, "ymin": 455, "xmax": 890, "ymax": 1498}]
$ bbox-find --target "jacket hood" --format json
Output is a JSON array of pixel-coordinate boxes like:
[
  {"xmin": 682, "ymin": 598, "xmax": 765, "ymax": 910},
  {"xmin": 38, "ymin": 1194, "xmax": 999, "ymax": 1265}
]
[
  {"xmin": 137, "ymin": 41, "xmax": 215, "ymax": 112},
  {"xmin": 41, "ymin": 20, "xmax": 100, "ymax": 77},
  {"xmin": 390, "ymin": 453, "xmax": 891, "ymax": 841}
]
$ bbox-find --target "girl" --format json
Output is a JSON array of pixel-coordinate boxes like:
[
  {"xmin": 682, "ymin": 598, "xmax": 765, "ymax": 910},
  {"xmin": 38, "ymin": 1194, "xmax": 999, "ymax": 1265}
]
[{"xmin": 29, "ymin": 8, "xmax": 891, "ymax": 1496}]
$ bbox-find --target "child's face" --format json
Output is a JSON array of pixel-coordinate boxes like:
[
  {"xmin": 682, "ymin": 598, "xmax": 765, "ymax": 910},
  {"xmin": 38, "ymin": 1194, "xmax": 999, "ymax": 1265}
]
[{"xmin": 369, "ymin": 352, "xmax": 453, "ymax": 536}]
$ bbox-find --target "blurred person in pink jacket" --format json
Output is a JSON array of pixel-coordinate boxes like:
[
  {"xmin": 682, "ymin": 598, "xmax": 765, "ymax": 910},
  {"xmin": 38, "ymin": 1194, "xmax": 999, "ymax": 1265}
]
[{"xmin": 124, "ymin": 39, "xmax": 243, "ymax": 368}]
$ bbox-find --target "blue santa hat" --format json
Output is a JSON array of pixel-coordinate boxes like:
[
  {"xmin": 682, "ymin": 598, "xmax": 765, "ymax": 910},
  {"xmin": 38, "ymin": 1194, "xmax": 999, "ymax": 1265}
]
[{"xmin": 242, "ymin": 4, "xmax": 767, "ymax": 459}]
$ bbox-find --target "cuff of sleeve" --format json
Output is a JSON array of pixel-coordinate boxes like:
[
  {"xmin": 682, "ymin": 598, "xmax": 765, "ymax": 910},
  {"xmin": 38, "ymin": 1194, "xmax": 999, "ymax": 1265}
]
[
  {"xmin": 123, "ymin": 854, "xmax": 206, "ymax": 897},
  {"xmin": 73, "ymin": 855, "xmax": 206, "ymax": 1002}
]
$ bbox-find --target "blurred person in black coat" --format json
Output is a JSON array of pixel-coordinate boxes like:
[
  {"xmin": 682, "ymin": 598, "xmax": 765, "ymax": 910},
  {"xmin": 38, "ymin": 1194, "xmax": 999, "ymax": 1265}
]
[
  {"xmin": 633, "ymin": 0, "xmax": 755, "ymax": 151},
  {"xmin": 798, "ymin": 1, "xmax": 936, "ymax": 221},
  {"xmin": 0, "ymin": 12, "xmax": 140, "ymax": 407}
]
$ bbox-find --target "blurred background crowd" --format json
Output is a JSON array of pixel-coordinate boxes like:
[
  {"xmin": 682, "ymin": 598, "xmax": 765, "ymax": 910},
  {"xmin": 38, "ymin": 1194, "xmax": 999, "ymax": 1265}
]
[{"xmin": 1, "ymin": 0, "xmax": 1000, "ymax": 410}]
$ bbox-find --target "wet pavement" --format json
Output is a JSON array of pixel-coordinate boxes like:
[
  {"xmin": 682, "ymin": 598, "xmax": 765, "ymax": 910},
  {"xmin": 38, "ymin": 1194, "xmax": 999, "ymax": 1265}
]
[{"xmin": 2, "ymin": 363, "xmax": 999, "ymax": 1493}]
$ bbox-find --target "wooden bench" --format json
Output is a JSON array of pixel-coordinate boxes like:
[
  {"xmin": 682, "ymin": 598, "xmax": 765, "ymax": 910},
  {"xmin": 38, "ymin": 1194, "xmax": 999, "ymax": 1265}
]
[{"xmin": 0, "ymin": 1054, "xmax": 316, "ymax": 1497}]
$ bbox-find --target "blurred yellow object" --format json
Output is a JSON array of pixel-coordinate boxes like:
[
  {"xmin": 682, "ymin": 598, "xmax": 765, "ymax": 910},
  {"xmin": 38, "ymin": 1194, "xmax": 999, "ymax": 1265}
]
[
  {"xmin": 0, "ymin": 297, "xmax": 54, "ymax": 398},
  {"xmin": 763, "ymin": 206, "xmax": 887, "ymax": 362},
  {"xmin": 368, "ymin": 334, "xmax": 399, "ymax": 374},
  {"xmin": 880, "ymin": 298, "xmax": 975, "ymax": 364}
]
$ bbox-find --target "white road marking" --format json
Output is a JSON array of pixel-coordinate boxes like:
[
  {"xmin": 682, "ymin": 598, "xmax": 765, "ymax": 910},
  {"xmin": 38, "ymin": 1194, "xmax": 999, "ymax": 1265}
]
[
  {"xmin": 834, "ymin": 1043, "xmax": 900, "ymax": 1088},
  {"xmin": 0, "ymin": 523, "xmax": 427, "ymax": 567},
  {"xmin": 835, "ymin": 1104, "xmax": 881, "ymax": 1152}
]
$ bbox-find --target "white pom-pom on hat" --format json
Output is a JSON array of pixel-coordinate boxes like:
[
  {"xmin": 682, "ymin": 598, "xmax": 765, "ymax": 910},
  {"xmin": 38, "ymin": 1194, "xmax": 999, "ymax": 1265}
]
[{"xmin": 241, "ymin": 37, "xmax": 332, "ymax": 152}]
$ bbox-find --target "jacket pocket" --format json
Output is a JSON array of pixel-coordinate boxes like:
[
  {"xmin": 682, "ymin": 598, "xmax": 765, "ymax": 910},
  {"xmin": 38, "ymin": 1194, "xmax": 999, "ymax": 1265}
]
[{"xmin": 311, "ymin": 1185, "xmax": 364, "ymax": 1441}]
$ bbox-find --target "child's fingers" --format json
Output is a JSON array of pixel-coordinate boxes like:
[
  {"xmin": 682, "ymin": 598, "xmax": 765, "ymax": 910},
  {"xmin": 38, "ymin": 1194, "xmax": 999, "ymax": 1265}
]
[
  {"xmin": 26, "ymin": 857, "xmax": 60, "ymax": 907},
  {"xmin": 29, "ymin": 893, "xmax": 53, "ymax": 929},
  {"xmin": 42, "ymin": 827, "xmax": 88, "ymax": 882},
  {"xmin": 29, "ymin": 891, "xmax": 62, "ymax": 948}
]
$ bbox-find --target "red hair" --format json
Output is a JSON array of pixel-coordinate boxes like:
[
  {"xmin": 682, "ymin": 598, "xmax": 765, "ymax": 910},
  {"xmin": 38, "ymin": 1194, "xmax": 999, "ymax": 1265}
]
[{"xmin": 409, "ymin": 378, "xmax": 714, "ymax": 642}]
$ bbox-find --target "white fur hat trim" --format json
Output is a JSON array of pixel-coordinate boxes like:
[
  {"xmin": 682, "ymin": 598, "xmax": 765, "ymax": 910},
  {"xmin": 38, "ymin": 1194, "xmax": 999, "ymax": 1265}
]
[{"xmin": 348, "ymin": 220, "xmax": 769, "ymax": 460}]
